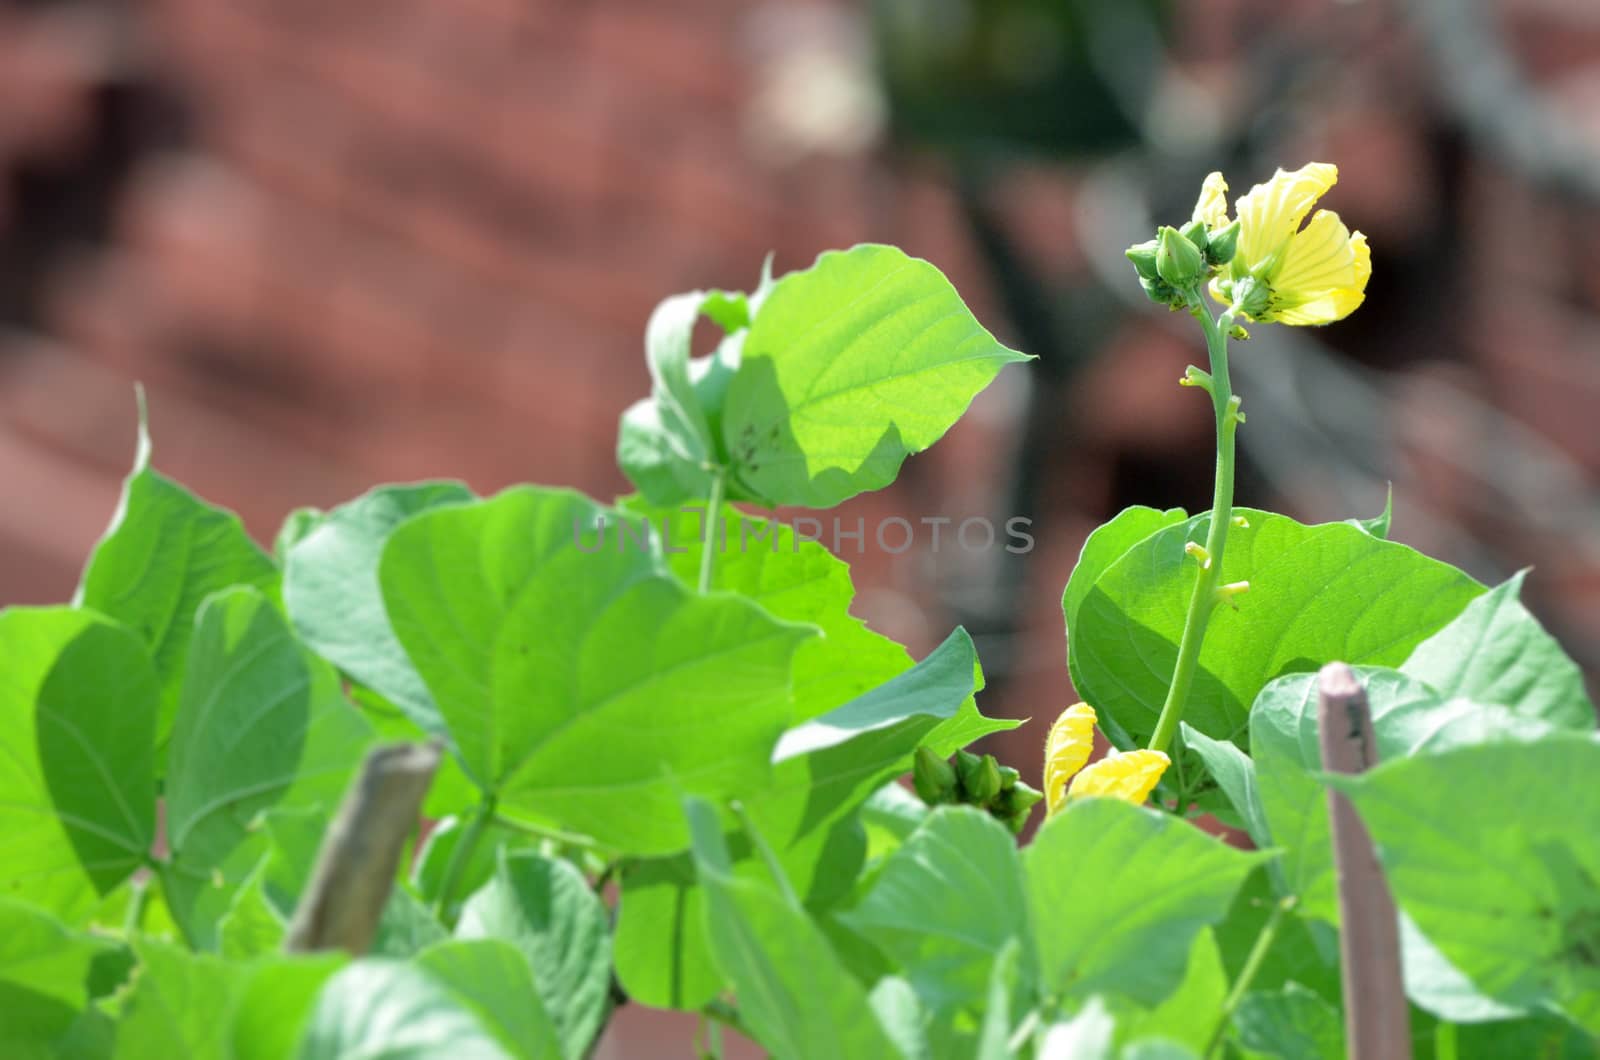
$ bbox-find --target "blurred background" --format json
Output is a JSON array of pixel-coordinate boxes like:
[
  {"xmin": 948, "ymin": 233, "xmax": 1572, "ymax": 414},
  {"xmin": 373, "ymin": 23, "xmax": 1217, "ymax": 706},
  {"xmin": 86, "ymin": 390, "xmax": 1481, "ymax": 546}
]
[{"xmin": 2, "ymin": 0, "xmax": 1599, "ymax": 1046}]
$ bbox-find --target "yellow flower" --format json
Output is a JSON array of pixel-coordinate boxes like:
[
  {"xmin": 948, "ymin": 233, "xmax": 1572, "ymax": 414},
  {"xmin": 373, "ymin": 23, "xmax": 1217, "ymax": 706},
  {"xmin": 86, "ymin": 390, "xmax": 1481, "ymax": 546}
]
[
  {"xmin": 1192, "ymin": 171, "xmax": 1230, "ymax": 232},
  {"xmin": 1066, "ymin": 749, "xmax": 1171, "ymax": 805},
  {"xmin": 1044, "ymin": 703, "xmax": 1098, "ymax": 815},
  {"xmin": 1203, "ymin": 162, "xmax": 1371, "ymax": 326}
]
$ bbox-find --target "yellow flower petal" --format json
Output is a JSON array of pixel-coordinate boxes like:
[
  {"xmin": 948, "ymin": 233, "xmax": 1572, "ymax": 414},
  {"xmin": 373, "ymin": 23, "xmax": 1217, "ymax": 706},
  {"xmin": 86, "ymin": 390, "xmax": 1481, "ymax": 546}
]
[
  {"xmin": 1233, "ymin": 162, "xmax": 1338, "ymax": 272},
  {"xmin": 1273, "ymin": 210, "xmax": 1360, "ymax": 293},
  {"xmin": 1066, "ymin": 749, "xmax": 1170, "ymax": 806},
  {"xmin": 1192, "ymin": 171, "xmax": 1230, "ymax": 230},
  {"xmin": 1044, "ymin": 702, "xmax": 1098, "ymax": 816}
]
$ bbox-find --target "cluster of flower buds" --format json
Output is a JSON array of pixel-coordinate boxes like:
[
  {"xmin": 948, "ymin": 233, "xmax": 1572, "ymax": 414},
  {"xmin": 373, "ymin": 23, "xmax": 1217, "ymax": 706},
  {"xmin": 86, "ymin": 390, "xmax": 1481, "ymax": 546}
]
[
  {"xmin": 912, "ymin": 745, "xmax": 1044, "ymax": 834},
  {"xmin": 1125, "ymin": 217, "xmax": 1241, "ymax": 310}
]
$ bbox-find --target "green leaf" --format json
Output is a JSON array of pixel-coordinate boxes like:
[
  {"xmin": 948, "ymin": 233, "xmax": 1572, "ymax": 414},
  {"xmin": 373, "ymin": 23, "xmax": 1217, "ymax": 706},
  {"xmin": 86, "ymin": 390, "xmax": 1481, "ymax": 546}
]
[
  {"xmin": 456, "ymin": 851, "xmax": 611, "ymax": 1059},
  {"xmin": 1180, "ymin": 723, "xmax": 1271, "ymax": 849},
  {"xmin": 1121, "ymin": 929, "xmax": 1227, "ymax": 1053},
  {"xmin": 113, "ymin": 940, "xmax": 245, "ymax": 1060},
  {"xmin": 1327, "ymin": 735, "xmax": 1600, "ymax": 1033},
  {"xmin": 75, "ymin": 412, "xmax": 278, "ymax": 746},
  {"xmin": 227, "ymin": 952, "xmax": 346, "ymax": 1060},
  {"xmin": 685, "ymin": 797, "xmax": 907, "ymax": 1059},
  {"xmin": 0, "ymin": 899, "xmax": 109, "ymax": 1046},
  {"xmin": 0, "ymin": 608, "xmax": 157, "ymax": 920},
  {"xmin": 623, "ymin": 500, "xmax": 913, "ymax": 723},
  {"xmin": 612, "ymin": 853, "xmax": 720, "ymax": 1011},
  {"xmin": 615, "ymin": 292, "xmax": 723, "ymax": 505},
  {"xmin": 371, "ymin": 886, "xmax": 449, "ymax": 958},
  {"xmin": 283, "ymin": 481, "xmax": 473, "ymax": 735},
  {"xmin": 1025, "ymin": 799, "xmax": 1265, "ymax": 1005},
  {"xmin": 1231, "ymin": 982, "xmax": 1344, "ymax": 1060},
  {"xmin": 380, "ymin": 486, "xmax": 815, "ymax": 854},
  {"xmin": 1401, "ymin": 571, "xmax": 1596, "ymax": 730},
  {"xmin": 163, "ymin": 587, "xmax": 374, "ymax": 942},
  {"xmin": 868, "ymin": 976, "xmax": 933, "ymax": 1060},
  {"xmin": 273, "ymin": 506, "xmax": 326, "ymax": 561},
  {"xmin": 844, "ymin": 806, "xmax": 1030, "ymax": 1015},
  {"xmin": 722, "ymin": 244, "xmax": 1029, "ymax": 508},
  {"xmin": 297, "ymin": 959, "xmax": 515, "ymax": 1059},
  {"xmin": 416, "ymin": 939, "xmax": 563, "ymax": 1059},
  {"xmin": 217, "ymin": 856, "xmax": 285, "ymax": 959},
  {"xmin": 612, "ymin": 628, "xmax": 1003, "ymax": 1011},
  {"xmin": 1068, "ymin": 509, "xmax": 1483, "ymax": 747},
  {"xmin": 1062, "ymin": 507, "xmax": 1188, "ymax": 749},
  {"xmin": 1251, "ymin": 665, "xmax": 1567, "ymax": 926}
]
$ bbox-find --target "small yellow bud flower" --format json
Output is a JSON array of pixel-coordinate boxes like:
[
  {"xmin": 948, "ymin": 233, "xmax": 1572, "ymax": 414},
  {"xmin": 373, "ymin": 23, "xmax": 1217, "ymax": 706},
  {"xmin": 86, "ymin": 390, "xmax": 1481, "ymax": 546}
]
[
  {"xmin": 1231, "ymin": 514, "xmax": 1250, "ymax": 529},
  {"xmin": 1193, "ymin": 171, "xmax": 1230, "ymax": 231},
  {"xmin": 1201, "ymin": 163, "xmax": 1371, "ymax": 326},
  {"xmin": 1044, "ymin": 702, "xmax": 1098, "ymax": 816},
  {"xmin": 1215, "ymin": 580, "xmax": 1251, "ymax": 610},
  {"xmin": 1066, "ymin": 749, "xmax": 1171, "ymax": 806},
  {"xmin": 1184, "ymin": 541, "xmax": 1211, "ymax": 568}
]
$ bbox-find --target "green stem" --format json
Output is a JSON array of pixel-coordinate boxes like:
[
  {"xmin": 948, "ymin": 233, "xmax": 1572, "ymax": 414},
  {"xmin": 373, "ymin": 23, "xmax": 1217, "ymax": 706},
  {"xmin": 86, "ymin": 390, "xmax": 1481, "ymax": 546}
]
[
  {"xmin": 433, "ymin": 796, "xmax": 496, "ymax": 918},
  {"xmin": 123, "ymin": 874, "xmax": 152, "ymax": 937},
  {"xmin": 1147, "ymin": 301, "xmax": 1239, "ymax": 755},
  {"xmin": 698, "ymin": 469, "xmax": 727, "ymax": 594},
  {"xmin": 1205, "ymin": 896, "xmax": 1294, "ymax": 1057}
]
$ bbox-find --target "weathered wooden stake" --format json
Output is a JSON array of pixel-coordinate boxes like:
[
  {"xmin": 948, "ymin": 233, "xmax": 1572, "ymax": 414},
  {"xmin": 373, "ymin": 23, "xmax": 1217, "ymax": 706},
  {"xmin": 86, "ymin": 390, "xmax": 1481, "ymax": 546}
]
[
  {"xmin": 1318, "ymin": 662, "xmax": 1411, "ymax": 1059},
  {"xmin": 285, "ymin": 741, "xmax": 441, "ymax": 954}
]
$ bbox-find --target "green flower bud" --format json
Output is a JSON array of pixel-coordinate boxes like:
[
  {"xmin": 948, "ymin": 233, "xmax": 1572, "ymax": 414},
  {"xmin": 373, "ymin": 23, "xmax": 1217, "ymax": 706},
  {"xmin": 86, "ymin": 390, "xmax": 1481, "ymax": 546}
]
[
  {"xmin": 996, "ymin": 765, "xmax": 1020, "ymax": 791},
  {"xmin": 965, "ymin": 755, "xmax": 1003, "ymax": 805},
  {"xmin": 997, "ymin": 781, "xmax": 1044, "ymax": 834},
  {"xmin": 1156, "ymin": 225, "xmax": 1206, "ymax": 288},
  {"xmin": 1206, "ymin": 219, "xmax": 1241, "ymax": 266},
  {"xmin": 1139, "ymin": 276, "xmax": 1181, "ymax": 308},
  {"xmin": 1179, "ymin": 219, "xmax": 1210, "ymax": 254},
  {"xmin": 1232, "ymin": 274, "xmax": 1271, "ymax": 319},
  {"xmin": 1124, "ymin": 239, "xmax": 1160, "ymax": 282},
  {"xmin": 912, "ymin": 746, "xmax": 958, "ymax": 805}
]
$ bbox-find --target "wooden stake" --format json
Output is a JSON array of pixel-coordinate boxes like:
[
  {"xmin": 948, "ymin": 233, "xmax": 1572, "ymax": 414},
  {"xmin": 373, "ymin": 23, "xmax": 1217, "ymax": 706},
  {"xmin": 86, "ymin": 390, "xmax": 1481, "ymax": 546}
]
[
  {"xmin": 1318, "ymin": 662, "xmax": 1411, "ymax": 1059},
  {"xmin": 285, "ymin": 741, "xmax": 442, "ymax": 954}
]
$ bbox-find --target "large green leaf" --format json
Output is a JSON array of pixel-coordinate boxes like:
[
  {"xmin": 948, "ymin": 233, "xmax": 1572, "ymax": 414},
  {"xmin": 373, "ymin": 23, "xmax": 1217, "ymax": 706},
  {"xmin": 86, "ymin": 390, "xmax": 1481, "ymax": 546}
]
[
  {"xmin": 164, "ymin": 586, "xmax": 374, "ymax": 867},
  {"xmin": 113, "ymin": 940, "xmax": 246, "ymax": 1060},
  {"xmin": 456, "ymin": 852, "xmax": 611, "ymax": 1059},
  {"xmin": 283, "ymin": 481, "xmax": 473, "ymax": 735},
  {"xmin": 624, "ymin": 501, "xmax": 913, "ymax": 723},
  {"xmin": 686, "ymin": 797, "xmax": 906, "ymax": 1059},
  {"xmin": 1327, "ymin": 735, "xmax": 1600, "ymax": 1033},
  {"xmin": 722, "ymin": 244, "xmax": 1029, "ymax": 508},
  {"xmin": 0, "ymin": 899, "xmax": 109, "ymax": 1047},
  {"xmin": 416, "ymin": 940, "xmax": 563, "ymax": 1059},
  {"xmin": 1067, "ymin": 509, "xmax": 1483, "ymax": 746},
  {"xmin": 1061, "ymin": 506, "xmax": 1187, "ymax": 747},
  {"xmin": 297, "ymin": 959, "xmax": 514, "ymax": 1059},
  {"xmin": 844, "ymin": 806, "xmax": 1031, "ymax": 1015},
  {"xmin": 227, "ymin": 952, "xmax": 347, "ymax": 1060},
  {"xmin": 162, "ymin": 587, "xmax": 374, "ymax": 941},
  {"xmin": 612, "ymin": 628, "xmax": 1003, "ymax": 1011},
  {"xmin": 75, "ymin": 414, "xmax": 278, "ymax": 745},
  {"xmin": 381, "ymin": 486, "xmax": 814, "ymax": 854},
  {"xmin": 1402, "ymin": 571, "xmax": 1596, "ymax": 730},
  {"xmin": 1025, "ymin": 799, "xmax": 1265, "ymax": 1005},
  {"xmin": 1250, "ymin": 666, "xmax": 1574, "ymax": 926},
  {"xmin": 0, "ymin": 608, "xmax": 157, "ymax": 921}
]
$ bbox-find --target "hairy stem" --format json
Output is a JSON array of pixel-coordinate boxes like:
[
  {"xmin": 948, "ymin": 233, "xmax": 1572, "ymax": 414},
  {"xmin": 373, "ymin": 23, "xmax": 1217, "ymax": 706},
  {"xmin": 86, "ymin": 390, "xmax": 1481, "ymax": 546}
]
[{"xmin": 1147, "ymin": 301, "xmax": 1239, "ymax": 754}]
